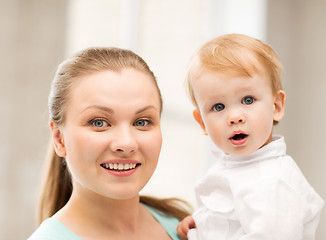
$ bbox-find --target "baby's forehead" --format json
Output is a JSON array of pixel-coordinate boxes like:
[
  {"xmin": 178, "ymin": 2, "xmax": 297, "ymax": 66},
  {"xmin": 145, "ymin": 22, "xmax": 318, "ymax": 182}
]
[{"xmin": 192, "ymin": 67, "xmax": 273, "ymax": 95}]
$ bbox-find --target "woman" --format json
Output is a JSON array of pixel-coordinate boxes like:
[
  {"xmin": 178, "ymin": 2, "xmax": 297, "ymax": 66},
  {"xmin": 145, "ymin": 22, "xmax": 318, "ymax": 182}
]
[{"xmin": 28, "ymin": 47, "xmax": 190, "ymax": 239}]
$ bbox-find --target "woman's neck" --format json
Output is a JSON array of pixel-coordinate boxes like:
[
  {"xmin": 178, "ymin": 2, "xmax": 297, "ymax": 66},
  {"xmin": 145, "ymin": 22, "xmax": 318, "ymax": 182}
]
[{"xmin": 55, "ymin": 188, "xmax": 146, "ymax": 238}]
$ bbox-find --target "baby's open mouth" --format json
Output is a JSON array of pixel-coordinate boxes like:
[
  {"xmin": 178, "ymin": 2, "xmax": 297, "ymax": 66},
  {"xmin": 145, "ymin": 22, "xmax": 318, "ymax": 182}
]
[
  {"xmin": 100, "ymin": 163, "xmax": 140, "ymax": 172},
  {"xmin": 230, "ymin": 133, "xmax": 248, "ymax": 140}
]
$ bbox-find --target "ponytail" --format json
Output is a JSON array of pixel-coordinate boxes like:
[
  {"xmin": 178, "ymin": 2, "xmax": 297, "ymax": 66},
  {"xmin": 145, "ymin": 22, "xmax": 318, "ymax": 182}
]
[
  {"xmin": 37, "ymin": 143, "xmax": 72, "ymax": 224},
  {"xmin": 140, "ymin": 195, "xmax": 192, "ymax": 221}
]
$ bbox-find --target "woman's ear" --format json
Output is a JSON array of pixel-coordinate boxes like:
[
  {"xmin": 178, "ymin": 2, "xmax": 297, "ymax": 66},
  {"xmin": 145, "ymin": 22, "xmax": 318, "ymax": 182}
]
[
  {"xmin": 193, "ymin": 109, "xmax": 208, "ymax": 135},
  {"xmin": 50, "ymin": 120, "xmax": 66, "ymax": 157},
  {"xmin": 273, "ymin": 90, "xmax": 286, "ymax": 122}
]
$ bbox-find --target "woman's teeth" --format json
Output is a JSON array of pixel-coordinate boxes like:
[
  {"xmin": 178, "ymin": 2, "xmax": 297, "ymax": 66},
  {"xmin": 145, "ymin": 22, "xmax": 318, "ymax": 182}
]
[{"xmin": 101, "ymin": 163, "xmax": 137, "ymax": 171}]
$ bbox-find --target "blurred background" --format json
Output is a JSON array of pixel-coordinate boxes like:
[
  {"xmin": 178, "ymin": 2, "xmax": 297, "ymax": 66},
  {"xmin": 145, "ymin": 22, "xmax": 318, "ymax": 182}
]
[{"xmin": 1, "ymin": 0, "xmax": 325, "ymax": 239}]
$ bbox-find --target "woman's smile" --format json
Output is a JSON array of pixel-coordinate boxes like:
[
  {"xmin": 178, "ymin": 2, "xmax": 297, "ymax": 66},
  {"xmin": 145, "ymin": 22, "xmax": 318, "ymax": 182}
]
[{"xmin": 100, "ymin": 159, "xmax": 141, "ymax": 177}]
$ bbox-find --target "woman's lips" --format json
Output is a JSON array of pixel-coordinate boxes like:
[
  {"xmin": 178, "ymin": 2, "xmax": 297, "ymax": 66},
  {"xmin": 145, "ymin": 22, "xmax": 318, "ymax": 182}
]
[{"xmin": 100, "ymin": 159, "xmax": 141, "ymax": 177}]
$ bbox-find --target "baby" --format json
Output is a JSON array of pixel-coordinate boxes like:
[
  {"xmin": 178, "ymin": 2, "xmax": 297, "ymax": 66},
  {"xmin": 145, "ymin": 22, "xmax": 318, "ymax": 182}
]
[{"xmin": 177, "ymin": 34, "xmax": 324, "ymax": 239}]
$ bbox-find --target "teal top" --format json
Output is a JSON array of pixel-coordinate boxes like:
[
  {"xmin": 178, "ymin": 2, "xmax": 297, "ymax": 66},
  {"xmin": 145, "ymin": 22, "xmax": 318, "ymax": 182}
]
[{"xmin": 27, "ymin": 204, "xmax": 181, "ymax": 240}]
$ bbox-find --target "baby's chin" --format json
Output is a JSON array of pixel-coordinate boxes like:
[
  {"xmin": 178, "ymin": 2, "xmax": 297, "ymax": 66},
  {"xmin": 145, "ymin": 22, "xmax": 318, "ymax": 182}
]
[
  {"xmin": 224, "ymin": 146, "xmax": 258, "ymax": 156},
  {"xmin": 223, "ymin": 138, "xmax": 271, "ymax": 156}
]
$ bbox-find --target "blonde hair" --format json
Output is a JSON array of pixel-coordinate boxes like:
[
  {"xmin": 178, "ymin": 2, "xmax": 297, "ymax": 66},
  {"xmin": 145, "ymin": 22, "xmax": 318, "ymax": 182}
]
[
  {"xmin": 38, "ymin": 47, "xmax": 190, "ymax": 223},
  {"xmin": 186, "ymin": 34, "xmax": 283, "ymax": 107}
]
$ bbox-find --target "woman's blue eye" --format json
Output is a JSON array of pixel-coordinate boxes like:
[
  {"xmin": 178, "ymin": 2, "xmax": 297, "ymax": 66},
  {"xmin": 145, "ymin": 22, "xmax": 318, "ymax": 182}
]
[
  {"xmin": 213, "ymin": 103, "xmax": 225, "ymax": 112},
  {"xmin": 91, "ymin": 120, "xmax": 107, "ymax": 128},
  {"xmin": 134, "ymin": 119, "xmax": 151, "ymax": 127},
  {"xmin": 242, "ymin": 96, "xmax": 255, "ymax": 105}
]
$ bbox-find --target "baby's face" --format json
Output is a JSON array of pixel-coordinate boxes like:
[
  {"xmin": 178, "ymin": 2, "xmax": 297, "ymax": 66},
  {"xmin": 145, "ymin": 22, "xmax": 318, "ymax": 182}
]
[{"xmin": 192, "ymin": 70, "xmax": 281, "ymax": 156}]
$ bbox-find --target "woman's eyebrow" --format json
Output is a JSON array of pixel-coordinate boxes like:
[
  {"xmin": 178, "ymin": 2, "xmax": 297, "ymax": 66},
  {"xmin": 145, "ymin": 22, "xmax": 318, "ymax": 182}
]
[
  {"xmin": 135, "ymin": 105, "xmax": 157, "ymax": 115},
  {"xmin": 82, "ymin": 105, "xmax": 114, "ymax": 114},
  {"xmin": 81, "ymin": 105, "xmax": 157, "ymax": 115}
]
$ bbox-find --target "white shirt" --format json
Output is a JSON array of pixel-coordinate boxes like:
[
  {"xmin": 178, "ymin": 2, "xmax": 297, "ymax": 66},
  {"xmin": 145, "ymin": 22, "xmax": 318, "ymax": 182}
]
[{"xmin": 189, "ymin": 136, "xmax": 324, "ymax": 240}]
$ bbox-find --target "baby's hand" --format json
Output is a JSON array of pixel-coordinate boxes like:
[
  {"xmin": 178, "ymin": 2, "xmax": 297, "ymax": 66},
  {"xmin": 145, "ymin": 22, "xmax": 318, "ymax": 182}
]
[{"xmin": 177, "ymin": 215, "xmax": 196, "ymax": 240}]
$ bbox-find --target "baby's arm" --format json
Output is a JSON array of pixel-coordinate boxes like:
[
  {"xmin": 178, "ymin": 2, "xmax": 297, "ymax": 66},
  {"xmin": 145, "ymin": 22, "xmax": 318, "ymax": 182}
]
[{"xmin": 177, "ymin": 215, "xmax": 196, "ymax": 240}]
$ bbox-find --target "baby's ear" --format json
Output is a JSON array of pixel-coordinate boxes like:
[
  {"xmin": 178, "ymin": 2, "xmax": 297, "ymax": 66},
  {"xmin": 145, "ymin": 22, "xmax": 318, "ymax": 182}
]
[
  {"xmin": 273, "ymin": 90, "xmax": 286, "ymax": 122},
  {"xmin": 50, "ymin": 120, "xmax": 67, "ymax": 157},
  {"xmin": 193, "ymin": 109, "xmax": 208, "ymax": 135}
]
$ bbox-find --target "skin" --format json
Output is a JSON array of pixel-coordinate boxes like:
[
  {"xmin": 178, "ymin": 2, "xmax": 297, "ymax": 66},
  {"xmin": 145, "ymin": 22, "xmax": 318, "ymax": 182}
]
[
  {"xmin": 177, "ymin": 216, "xmax": 196, "ymax": 240},
  {"xmin": 178, "ymin": 69, "xmax": 285, "ymax": 238},
  {"xmin": 192, "ymin": 70, "xmax": 285, "ymax": 156},
  {"xmin": 50, "ymin": 68, "xmax": 171, "ymax": 240}
]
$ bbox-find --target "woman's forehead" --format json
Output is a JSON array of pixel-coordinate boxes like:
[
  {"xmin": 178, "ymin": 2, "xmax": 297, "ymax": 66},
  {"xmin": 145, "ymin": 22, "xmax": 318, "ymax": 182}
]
[{"xmin": 66, "ymin": 69, "xmax": 161, "ymax": 113}]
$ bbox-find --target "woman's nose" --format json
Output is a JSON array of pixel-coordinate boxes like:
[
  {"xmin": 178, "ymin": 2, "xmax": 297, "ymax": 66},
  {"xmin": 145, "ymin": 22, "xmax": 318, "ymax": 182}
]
[{"xmin": 110, "ymin": 127, "xmax": 138, "ymax": 154}]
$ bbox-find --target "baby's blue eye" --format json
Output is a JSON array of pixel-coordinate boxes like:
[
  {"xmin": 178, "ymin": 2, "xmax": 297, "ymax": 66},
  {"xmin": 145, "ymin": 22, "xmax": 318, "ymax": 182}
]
[
  {"xmin": 242, "ymin": 96, "xmax": 255, "ymax": 105},
  {"xmin": 213, "ymin": 103, "xmax": 225, "ymax": 112},
  {"xmin": 92, "ymin": 120, "xmax": 105, "ymax": 127}
]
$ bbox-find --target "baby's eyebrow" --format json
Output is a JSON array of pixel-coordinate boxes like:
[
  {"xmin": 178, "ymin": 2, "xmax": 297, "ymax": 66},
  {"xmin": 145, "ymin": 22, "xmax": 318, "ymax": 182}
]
[{"xmin": 234, "ymin": 85, "xmax": 255, "ymax": 94}]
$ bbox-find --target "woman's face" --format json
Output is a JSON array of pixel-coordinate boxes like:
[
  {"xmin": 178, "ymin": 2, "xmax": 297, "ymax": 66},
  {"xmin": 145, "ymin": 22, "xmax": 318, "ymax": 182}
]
[{"xmin": 51, "ymin": 68, "xmax": 162, "ymax": 200}]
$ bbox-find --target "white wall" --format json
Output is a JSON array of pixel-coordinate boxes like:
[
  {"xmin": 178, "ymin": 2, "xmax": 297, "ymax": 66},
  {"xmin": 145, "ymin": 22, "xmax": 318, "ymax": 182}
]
[{"xmin": 0, "ymin": 1, "xmax": 68, "ymax": 239}]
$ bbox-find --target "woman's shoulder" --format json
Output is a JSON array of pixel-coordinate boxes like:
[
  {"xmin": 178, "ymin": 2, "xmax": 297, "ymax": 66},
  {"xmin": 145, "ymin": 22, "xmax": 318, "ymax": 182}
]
[
  {"xmin": 144, "ymin": 204, "xmax": 181, "ymax": 240},
  {"xmin": 27, "ymin": 217, "xmax": 82, "ymax": 240},
  {"xmin": 28, "ymin": 206, "xmax": 181, "ymax": 240}
]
